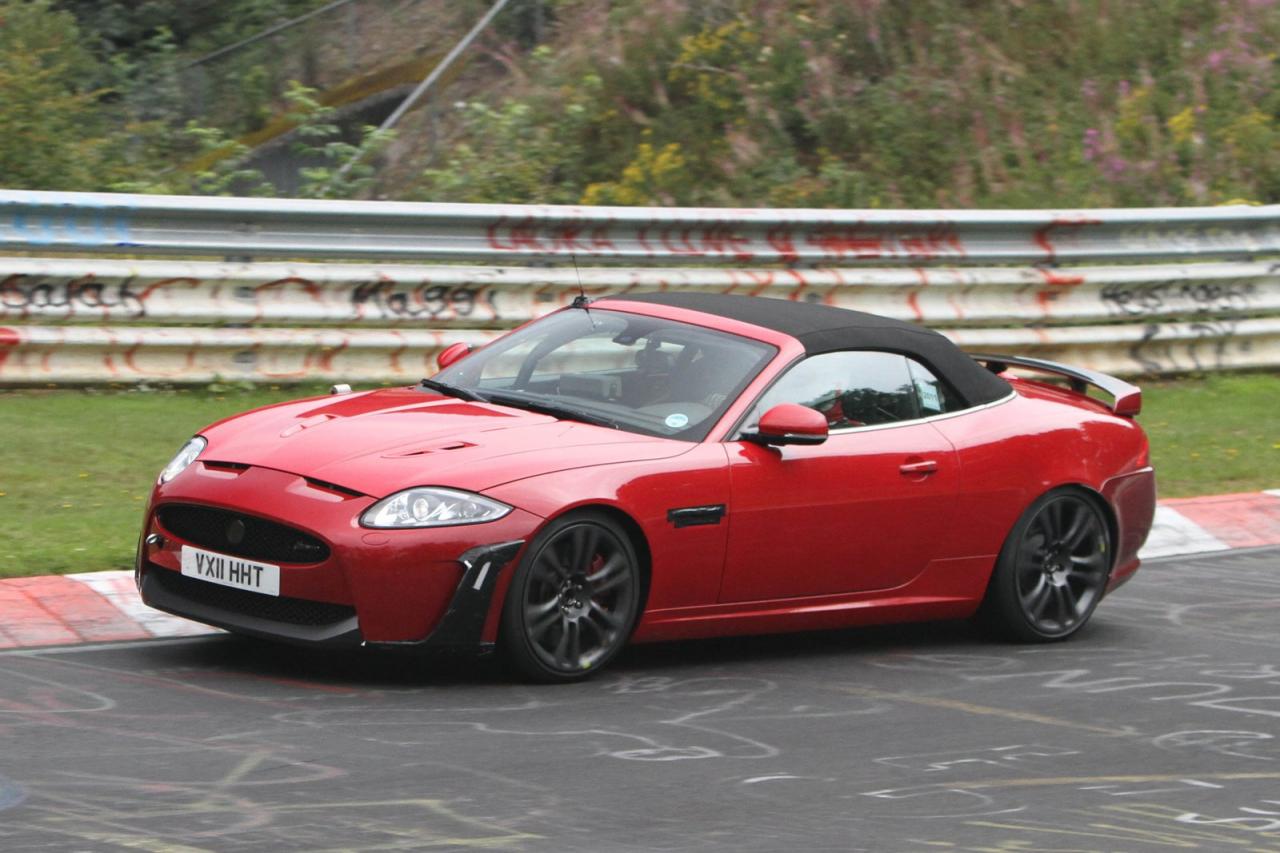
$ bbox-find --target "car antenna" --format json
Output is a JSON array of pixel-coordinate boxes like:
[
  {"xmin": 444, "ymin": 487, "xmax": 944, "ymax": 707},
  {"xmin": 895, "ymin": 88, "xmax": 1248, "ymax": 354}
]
[{"xmin": 570, "ymin": 253, "xmax": 591, "ymax": 310}]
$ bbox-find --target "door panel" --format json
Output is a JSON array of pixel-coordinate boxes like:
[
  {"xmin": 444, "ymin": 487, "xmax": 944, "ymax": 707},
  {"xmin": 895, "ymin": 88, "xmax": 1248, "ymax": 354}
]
[{"xmin": 721, "ymin": 423, "xmax": 958, "ymax": 602}]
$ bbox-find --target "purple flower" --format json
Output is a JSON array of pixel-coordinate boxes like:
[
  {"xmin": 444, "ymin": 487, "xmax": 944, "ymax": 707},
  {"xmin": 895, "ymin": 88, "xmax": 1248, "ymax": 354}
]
[
  {"xmin": 1082, "ymin": 128, "xmax": 1102, "ymax": 162},
  {"xmin": 1104, "ymin": 156, "xmax": 1128, "ymax": 178}
]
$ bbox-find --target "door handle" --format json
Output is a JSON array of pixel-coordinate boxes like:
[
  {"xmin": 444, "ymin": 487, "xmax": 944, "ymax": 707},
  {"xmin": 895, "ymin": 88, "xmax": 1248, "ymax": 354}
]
[{"xmin": 899, "ymin": 459, "xmax": 938, "ymax": 476}]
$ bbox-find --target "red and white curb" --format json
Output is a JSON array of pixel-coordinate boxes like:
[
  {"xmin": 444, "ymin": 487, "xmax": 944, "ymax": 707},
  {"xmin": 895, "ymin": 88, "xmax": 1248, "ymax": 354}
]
[
  {"xmin": 0, "ymin": 571, "xmax": 211, "ymax": 649},
  {"xmin": 2, "ymin": 491, "xmax": 1279, "ymax": 651},
  {"xmin": 1143, "ymin": 490, "xmax": 1280, "ymax": 558}
]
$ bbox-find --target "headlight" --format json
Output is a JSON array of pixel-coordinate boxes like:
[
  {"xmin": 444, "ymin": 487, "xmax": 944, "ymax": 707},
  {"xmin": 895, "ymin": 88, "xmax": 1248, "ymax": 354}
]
[
  {"xmin": 159, "ymin": 437, "xmax": 206, "ymax": 484},
  {"xmin": 360, "ymin": 487, "xmax": 512, "ymax": 528}
]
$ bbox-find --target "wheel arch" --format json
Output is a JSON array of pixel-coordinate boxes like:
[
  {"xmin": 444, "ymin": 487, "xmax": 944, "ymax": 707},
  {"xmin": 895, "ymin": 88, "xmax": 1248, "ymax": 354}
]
[
  {"xmin": 494, "ymin": 501, "xmax": 653, "ymax": 681},
  {"xmin": 977, "ymin": 481, "xmax": 1119, "ymax": 641},
  {"xmin": 502, "ymin": 501, "xmax": 654, "ymax": 624},
  {"xmin": 979, "ymin": 481, "xmax": 1120, "ymax": 599},
  {"xmin": 1056, "ymin": 482, "xmax": 1120, "ymax": 570},
  {"xmin": 561, "ymin": 503, "xmax": 654, "ymax": 617}
]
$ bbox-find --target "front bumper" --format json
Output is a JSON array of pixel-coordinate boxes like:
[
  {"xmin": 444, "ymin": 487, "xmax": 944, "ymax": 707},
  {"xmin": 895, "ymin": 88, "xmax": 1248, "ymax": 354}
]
[{"xmin": 136, "ymin": 463, "xmax": 537, "ymax": 649}]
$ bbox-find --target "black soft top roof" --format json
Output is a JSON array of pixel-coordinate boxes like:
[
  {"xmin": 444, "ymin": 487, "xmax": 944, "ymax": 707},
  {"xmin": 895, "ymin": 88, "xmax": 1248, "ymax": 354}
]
[{"xmin": 599, "ymin": 291, "xmax": 1011, "ymax": 406}]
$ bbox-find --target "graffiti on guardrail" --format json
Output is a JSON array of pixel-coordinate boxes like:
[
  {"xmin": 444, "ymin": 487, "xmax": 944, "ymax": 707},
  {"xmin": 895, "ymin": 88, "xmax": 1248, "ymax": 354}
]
[
  {"xmin": 350, "ymin": 281, "xmax": 492, "ymax": 321},
  {"xmin": 0, "ymin": 190, "xmax": 1276, "ymax": 383},
  {"xmin": 1, "ymin": 275, "xmax": 147, "ymax": 318},
  {"xmin": 0, "ymin": 206, "xmax": 133, "ymax": 248},
  {"xmin": 2, "ymin": 261, "xmax": 1275, "ymax": 329},
  {"xmin": 1127, "ymin": 319, "xmax": 1247, "ymax": 374},
  {"xmin": 1100, "ymin": 280, "xmax": 1259, "ymax": 317},
  {"xmin": 1, "ymin": 320, "xmax": 1277, "ymax": 383},
  {"xmin": 483, "ymin": 218, "xmax": 973, "ymax": 262}
]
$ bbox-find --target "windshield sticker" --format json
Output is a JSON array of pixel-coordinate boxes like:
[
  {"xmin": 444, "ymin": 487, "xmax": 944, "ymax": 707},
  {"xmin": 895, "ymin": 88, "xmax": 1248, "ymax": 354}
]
[
  {"xmin": 916, "ymin": 380, "xmax": 941, "ymax": 411},
  {"xmin": 665, "ymin": 413, "xmax": 690, "ymax": 429}
]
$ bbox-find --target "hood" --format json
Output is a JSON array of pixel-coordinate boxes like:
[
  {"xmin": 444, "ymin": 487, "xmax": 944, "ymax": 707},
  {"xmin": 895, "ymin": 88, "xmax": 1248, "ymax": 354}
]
[{"xmin": 198, "ymin": 388, "xmax": 690, "ymax": 497}]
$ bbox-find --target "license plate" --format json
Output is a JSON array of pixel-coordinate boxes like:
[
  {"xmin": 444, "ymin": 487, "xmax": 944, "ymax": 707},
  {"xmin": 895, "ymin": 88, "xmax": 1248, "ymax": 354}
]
[{"xmin": 180, "ymin": 546, "xmax": 280, "ymax": 597}]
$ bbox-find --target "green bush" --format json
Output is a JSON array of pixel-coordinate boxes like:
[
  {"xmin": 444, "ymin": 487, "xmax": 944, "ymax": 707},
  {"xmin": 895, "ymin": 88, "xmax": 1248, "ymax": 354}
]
[{"xmin": 416, "ymin": 0, "xmax": 1280, "ymax": 208}]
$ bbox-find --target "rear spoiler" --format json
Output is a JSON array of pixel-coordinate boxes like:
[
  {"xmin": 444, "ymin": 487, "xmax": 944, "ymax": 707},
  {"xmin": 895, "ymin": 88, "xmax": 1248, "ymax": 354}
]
[{"xmin": 968, "ymin": 353, "xmax": 1142, "ymax": 417}]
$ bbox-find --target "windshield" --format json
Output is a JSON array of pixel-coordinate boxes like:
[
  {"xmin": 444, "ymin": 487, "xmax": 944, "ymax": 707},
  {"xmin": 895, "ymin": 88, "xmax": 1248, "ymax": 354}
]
[{"xmin": 431, "ymin": 308, "xmax": 776, "ymax": 441}]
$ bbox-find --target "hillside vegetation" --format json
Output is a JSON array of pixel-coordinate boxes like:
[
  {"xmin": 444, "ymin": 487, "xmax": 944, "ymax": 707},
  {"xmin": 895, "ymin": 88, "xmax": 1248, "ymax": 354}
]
[{"xmin": 4, "ymin": 0, "xmax": 1279, "ymax": 207}]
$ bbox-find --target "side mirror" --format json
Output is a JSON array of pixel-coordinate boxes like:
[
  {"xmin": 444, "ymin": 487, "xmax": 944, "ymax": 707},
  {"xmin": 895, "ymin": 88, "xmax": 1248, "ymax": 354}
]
[
  {"xmin": 744, "ymin": 404, "xmax": 829, "ymax": 446},
  {"xmin": 436, "ymin": 342, "xmax": 473, "ymax": 370}
]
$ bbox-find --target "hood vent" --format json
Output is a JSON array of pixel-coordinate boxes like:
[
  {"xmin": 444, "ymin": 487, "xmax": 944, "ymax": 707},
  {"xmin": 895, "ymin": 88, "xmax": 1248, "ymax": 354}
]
[
  {"xmin": 381, "ymin": 440, "xmax": 475, "ymax": 459},
  {"xmin": 304, "ymin": 477, "xmax": 364, "ymax": 498}
]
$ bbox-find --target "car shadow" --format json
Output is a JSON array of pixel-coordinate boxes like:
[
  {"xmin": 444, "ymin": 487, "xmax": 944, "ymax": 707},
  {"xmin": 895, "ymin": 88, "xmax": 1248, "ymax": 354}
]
[{"xmin": 121, "ymin": 614, "xmax": 1099, "ymax": 690}]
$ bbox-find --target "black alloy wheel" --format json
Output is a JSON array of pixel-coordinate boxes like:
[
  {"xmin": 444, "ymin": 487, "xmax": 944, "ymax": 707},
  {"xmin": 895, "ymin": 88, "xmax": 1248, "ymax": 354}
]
[
  {"xmin": 501, "ymin": 513, "xmax": 641, "ymax": 682},
  {"xmin": 981, "ymin": 489, "xmax": 1113, "ymax": 642}
]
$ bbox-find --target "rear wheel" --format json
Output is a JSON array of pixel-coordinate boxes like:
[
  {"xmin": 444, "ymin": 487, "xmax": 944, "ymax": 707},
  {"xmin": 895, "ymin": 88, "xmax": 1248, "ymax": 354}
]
[
  {"xmin": 500, "ymin": 512, "xmax": 641, "ymax": 682},
  {"xmin": 980, "ymin": 489, "xmax": 1112, "ymax": 642}
]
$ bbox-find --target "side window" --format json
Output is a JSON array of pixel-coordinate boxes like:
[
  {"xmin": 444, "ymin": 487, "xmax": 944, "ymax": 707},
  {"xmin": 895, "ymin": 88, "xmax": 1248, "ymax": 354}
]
[
  {"xmin": 745, "ymin": 351, "xmax": 920, "ymax": 430},
  {"xmin": 906, "ymin": 358, "xmax": 960, "ymax": 416}
]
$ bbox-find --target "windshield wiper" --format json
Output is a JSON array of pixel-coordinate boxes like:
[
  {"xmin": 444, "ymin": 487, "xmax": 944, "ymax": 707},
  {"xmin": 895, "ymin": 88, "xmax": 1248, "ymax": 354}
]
[
  {"xmin": 418, "ymin": 378, "xmax": 486, "ymax": 402},
  {"xmin": 483, "ymin": 392, "xmax": 619, "ymax": 429}
]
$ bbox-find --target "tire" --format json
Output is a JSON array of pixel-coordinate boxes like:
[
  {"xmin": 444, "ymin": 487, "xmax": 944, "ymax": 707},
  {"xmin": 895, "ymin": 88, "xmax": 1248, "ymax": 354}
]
[
  {"xmin": 500, "ymin": 512, "xmax": 642, "ymax": 682},
  {"xmin": 979, "ymin": 488, "xmax": 1113, "ymax": 642}
]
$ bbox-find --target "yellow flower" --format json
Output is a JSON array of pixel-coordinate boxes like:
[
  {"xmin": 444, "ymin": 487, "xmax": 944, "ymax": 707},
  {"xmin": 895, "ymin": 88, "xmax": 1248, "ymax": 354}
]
[{"xmin": 1167, "ymin": 107, "xmax": 1195, "ymax": 145}]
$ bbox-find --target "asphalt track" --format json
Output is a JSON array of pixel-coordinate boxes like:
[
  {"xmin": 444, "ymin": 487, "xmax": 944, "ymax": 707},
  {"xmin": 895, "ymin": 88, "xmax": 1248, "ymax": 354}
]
[{"xmin": 2, "ymin": 547, "xmax": 1280, "ymax": 852}]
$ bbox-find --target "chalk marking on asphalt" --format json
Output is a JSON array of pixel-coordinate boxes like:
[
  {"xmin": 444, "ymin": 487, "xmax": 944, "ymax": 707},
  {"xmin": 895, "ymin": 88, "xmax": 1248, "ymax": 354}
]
[
  {"xmin": 0, "ymin": 664, "xmax": 116, "ymax": 713},
  {"xmin": 19, "ymin": 651, "xmax": 299, "ymax": 709},
  {"xmin": 742, "ymin": 774, "xmax": 803, "ymax": 784},
  {"xmin": 213, "ymin": 751, "xmax": 271, "ymax": 791},
  {"xmin": 833, "ymin": 685, "xmax": 1133, "ymax": 736}
]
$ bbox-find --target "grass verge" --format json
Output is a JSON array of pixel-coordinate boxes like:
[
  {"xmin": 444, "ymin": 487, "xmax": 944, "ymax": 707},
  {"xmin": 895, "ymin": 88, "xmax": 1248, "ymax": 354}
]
[
  {"xmin": 0, "ymin": 373, "xmax": 1277, "ymax": 578},
  {"xmin": 0, "ymin": 385, "xmax": 330, "ymax": 578},
  {"xmin": 1140, "ymin": 372, "xmax": 1280, "ymax": 499}
]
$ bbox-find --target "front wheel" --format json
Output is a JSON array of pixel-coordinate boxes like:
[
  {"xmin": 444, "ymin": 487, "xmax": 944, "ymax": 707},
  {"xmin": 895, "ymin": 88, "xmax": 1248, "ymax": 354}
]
[
  {"xmin": 500, "ymin": 513, "xmax": 641, "ymax": 682},
  {"xmin": 979, "ymin": 489, "xmax": 1112, "ymax": 642}
]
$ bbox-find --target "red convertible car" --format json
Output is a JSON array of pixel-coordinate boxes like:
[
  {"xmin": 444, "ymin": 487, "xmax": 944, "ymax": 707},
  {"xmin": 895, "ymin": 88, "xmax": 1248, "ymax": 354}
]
[{"xmin": 138, "ymin": 293, "xmax": 1156, "ymax": 681}]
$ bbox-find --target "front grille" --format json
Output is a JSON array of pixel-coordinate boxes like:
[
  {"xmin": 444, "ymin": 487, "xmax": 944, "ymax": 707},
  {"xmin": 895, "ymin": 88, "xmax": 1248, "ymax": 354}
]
[
  {"xmin": 150, "ymin": 567, "xmax": 355, "ymax": 627},
  {"xmin": 156, "ymin": 504, "xmax": 330, "ymax": 564}
]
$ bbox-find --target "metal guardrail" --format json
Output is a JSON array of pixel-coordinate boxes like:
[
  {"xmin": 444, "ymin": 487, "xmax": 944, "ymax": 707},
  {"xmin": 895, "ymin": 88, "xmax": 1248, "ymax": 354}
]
[
  {"xmin": 2, "ymin": 258, "xmax": 1276, "ymax": 327},
  {"xmin": 3, "ymin": 320, "xmax": 1275, "ymax": 384},
  {"xmin": 0, "ymin": 191, "xmax": 1277, "ymax": 384},
  {"xmin": 4, "ymin": 190, "xmax": 1279, "ymax": 263}
]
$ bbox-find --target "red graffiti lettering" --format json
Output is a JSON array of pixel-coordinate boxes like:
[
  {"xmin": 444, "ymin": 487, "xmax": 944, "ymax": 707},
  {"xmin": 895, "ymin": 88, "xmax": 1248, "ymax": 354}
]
[
  {"xmin": 1034, "ymin": 267, "xmax": 1086, "ymax": 317},
  {"xmin": 767, "ymin": 227, "xmax": 799, "ymax": 263},
  {"xmin": 1033, "ymin": 217, "xmax": 1102, "ymax": 263},
  {"xmin": 698, "ymin": 226, "xmax": 754, "ymax": 261},
  {"xmin": 0, "ymin": 326, "xmax": 18, "ymax": 373},
  {"xmin": 486, "ymin": 217, "xmax": 546, "ymax": 253},
  {"xmin": 549, "ymin": 221, "xmax": 589, "ymax": 254},
  {"xmin": 591, "ymin": 225, "xmax": 617, "ymax": 253},
  {"xmin": 486, "ymin": 217, "xmax": 514, "ymax": 251},
  {"xmin": 807, "ymin": 227, "xmax": 884, "ymax": 259},
  {"xmin": 741, "ymin": 270, "xmax": 774, "ymax": 297},
  {"xmin": 806, "ymin": 226, "xmax": 964, "ymax": 260},
  {"xmin": 1036, "ymin": 268, "xmax": 1087, "ymax": 287},
  {"xmin": 660, "ymin": 228, "xmax": 702, "ymax": 256},
  {"xmin": 900, "ymin": 229, "xmax": 966, "ymax": 259}
]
